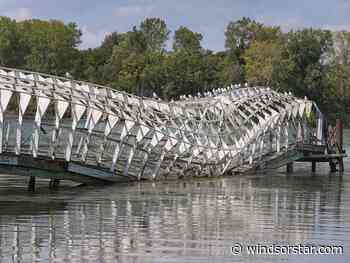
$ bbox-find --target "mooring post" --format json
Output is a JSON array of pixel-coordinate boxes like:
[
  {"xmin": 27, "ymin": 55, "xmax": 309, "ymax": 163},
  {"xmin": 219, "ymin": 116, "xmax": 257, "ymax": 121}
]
[
  {"xmin": 28, "ymin": 176, "xmax": 36, "ymax": 192},
  {"xmin": 286, "ymin": 162, "xmax": 293, "ymax": 174},
  {"xmin": 53, "ymin": 179, "xmax": 60, "ymax": 188},
  {"xmin": 336, "ymin": 119, "xmax": 344, "ymax": 172},
  {"xmin": 49, "ymin": 178, "xmax": 60, "ymax": 189},
  {"xmin": 312, "ymin": 161, "xmax": 316, "ymax": 173},
  {"xmin": 330, "ymin": 161, "xmax": 337, "ymax": 173},
  {"xmin": 269, "ymin": 132, "xmax": 273, "ymax": 152}
]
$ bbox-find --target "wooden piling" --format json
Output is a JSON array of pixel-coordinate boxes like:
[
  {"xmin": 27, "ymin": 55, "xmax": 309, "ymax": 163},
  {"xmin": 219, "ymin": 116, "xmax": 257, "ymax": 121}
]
[
  {"xmin": 330, "ymin": 161, "xmax": 337, "ymax": 172},
  {"xmin": 286, "ymin": 162, "xmax": 293, "ymax": 173},
  {"xmin": 53, "ymin": 179, "xmax": 60, "ymax": 188},
  {"xmin": 312, "ymin": 161, "xmax": 316, "ymax": 172},
  {"xmin": 336, "ymin": 119, "xmax": 344, "ymax": 172},
  {"xmin": 49, "ymin": 178, "xmax": 60, "ymax": 189},
  {"xmin": 49, "ymin": 179, "xmax": 54, "ymax": 189},
  {"xmin": 269, "ymin": 132, "xmax": 273, "ymax": 152},
  {"xmin": 28, "ymin": 176, "xmax": 35, "ymax": 192}
]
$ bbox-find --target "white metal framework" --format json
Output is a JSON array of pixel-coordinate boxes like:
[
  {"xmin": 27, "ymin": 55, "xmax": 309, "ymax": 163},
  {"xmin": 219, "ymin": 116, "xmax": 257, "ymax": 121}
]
[{"xmin": 0, "ymin": 67, "xmax": 317, "ymax": 181}]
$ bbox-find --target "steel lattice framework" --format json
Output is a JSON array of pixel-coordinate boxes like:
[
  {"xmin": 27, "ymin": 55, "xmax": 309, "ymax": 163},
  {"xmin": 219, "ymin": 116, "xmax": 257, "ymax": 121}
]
[{"xmin": 0, "ymin": 67, "xmax": 318, "ymax": 182}]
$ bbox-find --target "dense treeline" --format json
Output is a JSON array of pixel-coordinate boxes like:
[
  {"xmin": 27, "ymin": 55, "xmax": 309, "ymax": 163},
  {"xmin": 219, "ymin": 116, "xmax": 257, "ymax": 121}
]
[{"xmin": 1, "ymin": 16, "xmax": 350, "ymax": 123}]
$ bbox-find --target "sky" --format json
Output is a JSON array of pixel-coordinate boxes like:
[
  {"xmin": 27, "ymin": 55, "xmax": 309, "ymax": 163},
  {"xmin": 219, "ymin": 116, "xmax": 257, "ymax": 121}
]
[{"xmin": 1, "ymin": 0, "xmax": 350, "ymax": 51}]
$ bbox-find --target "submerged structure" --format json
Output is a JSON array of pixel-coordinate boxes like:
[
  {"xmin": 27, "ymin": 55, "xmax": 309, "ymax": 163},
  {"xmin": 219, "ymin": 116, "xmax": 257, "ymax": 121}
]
[{"xmin": 0, "ymin": 66, "xmax": 335, "ymax": 184}]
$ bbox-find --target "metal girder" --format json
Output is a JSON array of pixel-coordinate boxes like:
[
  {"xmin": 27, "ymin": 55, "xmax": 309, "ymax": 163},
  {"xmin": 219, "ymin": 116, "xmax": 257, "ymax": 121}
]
[{"xmin": 0, "ymin": 66, "xmax": 319, "ymax": 181}]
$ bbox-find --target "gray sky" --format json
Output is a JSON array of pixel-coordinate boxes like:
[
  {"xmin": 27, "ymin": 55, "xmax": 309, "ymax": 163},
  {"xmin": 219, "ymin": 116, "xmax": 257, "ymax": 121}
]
[{"xmin": 1, "ymin": 0, "xmax": 350, "ymax": 50}]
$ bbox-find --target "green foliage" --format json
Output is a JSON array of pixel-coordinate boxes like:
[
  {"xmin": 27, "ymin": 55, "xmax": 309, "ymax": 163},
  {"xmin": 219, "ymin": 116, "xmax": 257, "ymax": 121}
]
[
  {"xmin": 331, "ymin": 31, "xmax": 350, "ymax": 65},
  {"xmin": 163, "ymin": 50, "xmax": 206, "ymax": 98},
  {"xmin": 142, "ymin": 52, "xmax": 168, "ymax": 97},
  {"xmin": 216, "ymin": 51, "xmax": 244, "ymax": 86},
  {"xmin": 283, "ymin": 29, "xmax": 333, "ymax": 101},
  {"xmin": 0, "ymin": 16, "xmax": 24, "ymax": 67},
  {"xmin": 0, "ymin": 16, "xmax": 350, "ymax": 124},
  {"xmin": 0, "ymin": 17, "xmax": 81, "ymax": 75},
  {"xmin": 139, "ymin": 18, "xmax": 170, "ymax": 52},
  {"xmin": 173, "ymin": 26, "xmax": 203, "ymax": 52},
  {"xmin": 225, "ymin": 17, "xmax": 281, "ymax": 57},
  {"xmin": 286, "ymin": 29, "xmax": 332, "ymax": 73},
  {"xmin": 243, "ymin": 40, "xmax": 284, "ymax": 86},
  {"xmin": 18, "ymin": 19, "xmax": 81, "ymax": 75}
]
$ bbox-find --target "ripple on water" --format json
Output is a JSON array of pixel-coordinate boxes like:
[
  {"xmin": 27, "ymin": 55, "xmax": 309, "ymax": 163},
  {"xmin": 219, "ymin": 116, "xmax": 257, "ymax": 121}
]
[{"xmin": 0, "ymin": 140, "xmax": 350, "ymax": 262}]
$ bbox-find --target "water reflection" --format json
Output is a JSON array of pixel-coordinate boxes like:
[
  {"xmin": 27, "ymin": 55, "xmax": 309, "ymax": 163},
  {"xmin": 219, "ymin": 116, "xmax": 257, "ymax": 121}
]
[
  {"xmin": 0, "ymin": 130, "xmax": 349, "ymax": 262},
  {"xmin": 0, "ymin": 166, "xmax": 349, "ymax": 262}
]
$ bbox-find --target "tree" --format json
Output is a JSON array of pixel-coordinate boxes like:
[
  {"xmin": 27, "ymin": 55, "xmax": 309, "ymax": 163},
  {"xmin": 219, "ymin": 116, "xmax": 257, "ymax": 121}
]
[
  {"xmin": 216, "ymin": 51, "xmax": 244, "ymax": 87},
  {"xmin": 284, "ymin": 29, "xmax": 333, "ymax": 98},
  {"xmin": 225, "ymin": 17, "xmax": 281, "ymax": 53},
  {"xmin": 141, "ymin": 52, "xmax": 167, "ymax": 97},
  {"xmin": 243, "ymin": 40, "xmax": 284, "ymax": 86},
  {"xmin": 76, "ymin": 32, "xmax": 125, "ymax": 84},
  {"xmin": 324, "ymin": 31, "xmax": 350, "ymax": 117},
  {"xmin": 17, "ymin": 19, "xmax": 82, "ymax": 75},
  {"xmin": 200, "ymin": 51, "xmax": 224, "ymax": 91},
  {"xmin": 139, "ymin": 18, "xmax": 170, "ymax": 52},
  {"xmin": 106, "ymin": 29, "xmax": 148, "ymax": 93},
  {"xmin": 163, "ymin": 50, "xmax": 206, "ymax": 98},
  {"xmin": 98, "ymin": 32, "xmax": 125, "ymax": 66},
  {"xmin": 286, "ymin": 29, "xmax": 332, "ymax": 73},
  {"xmin": 124, "ymin": 27, "xmax": 148, "ymax": 53},
  {"xmin": 1, "ymin": 15, "xmax": 349, "ymax": 124},
  {"xmin": 0, "ymin": 16, "xmax": 23, "ymax": 67},
  {"xmin": 326, "ymin": 64, "xmax": 350, "ymax": 112},
  {"xmin": 331, "ymin": 31, "xmax": 350, "ymax": 65},
  {"xmin": 79, "ymin": 48, "xmax": 104, "ymax": 83},
  {"xmin": 173, "ymin": 26, "xmax": 203, "ymax": 52}
]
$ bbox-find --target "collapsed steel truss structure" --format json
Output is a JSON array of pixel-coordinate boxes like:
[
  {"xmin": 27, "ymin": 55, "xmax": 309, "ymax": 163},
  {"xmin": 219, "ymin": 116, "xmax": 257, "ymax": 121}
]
[{"xmin": 0, "ymin": 66, "xmax": 318, "ymax": 181}]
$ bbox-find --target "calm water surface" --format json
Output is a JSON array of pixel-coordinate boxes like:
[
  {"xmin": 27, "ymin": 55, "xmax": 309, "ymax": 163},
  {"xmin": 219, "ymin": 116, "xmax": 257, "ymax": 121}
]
[{"xmin": 1, "ymin": 131, "xmax": 350, "ymax": 263}]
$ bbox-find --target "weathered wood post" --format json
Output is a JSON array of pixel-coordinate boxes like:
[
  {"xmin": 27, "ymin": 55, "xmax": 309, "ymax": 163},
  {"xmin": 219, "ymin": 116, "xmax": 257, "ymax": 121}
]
[
  {"xmin": 329, "ymin": 160, "xmax": 337, "ymax": 173},
  {"xmin": 269, "ymin": 132, "xmax": 273, "ymax": 152},
  {"xmin": 49, "ymin": 178, "xmax": 60, "ymax": 189},
  {"xmin": 286, "ymin": 162, "xmax": 293, "ymax": 173},
  {"xmin": 28, "ymin": 176, "xmax": 36, "ymax": 192},
  {"xmin": 312, "ymin": 161, "xmax": 316, "ymax": 172},
  {"xmin": 336, "ymin": 119, "xmax": 344, "ymax": 172}
]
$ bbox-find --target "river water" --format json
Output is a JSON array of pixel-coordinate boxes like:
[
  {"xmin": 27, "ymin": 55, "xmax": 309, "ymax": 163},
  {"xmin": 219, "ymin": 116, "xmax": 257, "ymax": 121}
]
[{"xmin": 0, "ymin": 132, "xmax": 350, "ymax": 263}]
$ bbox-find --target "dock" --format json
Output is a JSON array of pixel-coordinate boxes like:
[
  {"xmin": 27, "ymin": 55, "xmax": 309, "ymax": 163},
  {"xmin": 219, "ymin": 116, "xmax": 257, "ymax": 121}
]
[{"xmin": 288, "ymin": 119, "xmax": 346, "ymax": 173}]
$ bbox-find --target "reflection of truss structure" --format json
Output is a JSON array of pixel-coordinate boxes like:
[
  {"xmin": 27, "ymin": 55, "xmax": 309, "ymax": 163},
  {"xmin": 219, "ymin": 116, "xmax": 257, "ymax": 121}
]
[{"xmin": 0, "ymin": 67, "xmax": 317, "ymax": 181}]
